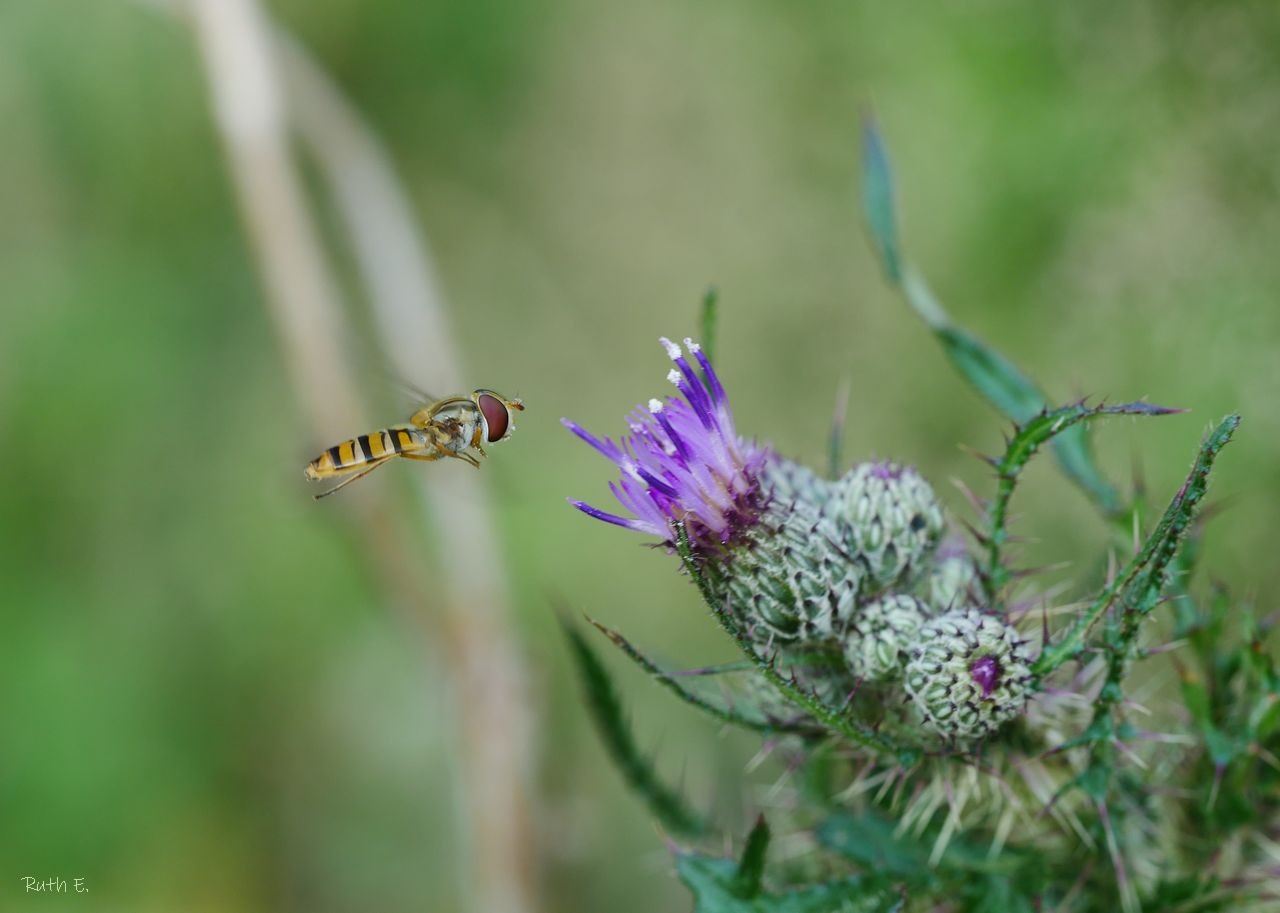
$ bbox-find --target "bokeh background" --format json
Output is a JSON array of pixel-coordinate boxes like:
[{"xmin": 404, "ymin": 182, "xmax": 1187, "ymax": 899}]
[{"xmin": 3, "ymin": 1, "xmax": 1279, "ymax": 911}]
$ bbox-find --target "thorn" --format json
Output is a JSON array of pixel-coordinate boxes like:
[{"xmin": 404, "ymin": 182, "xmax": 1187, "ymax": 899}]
[
  {"xmin": 949, "ymin": 477, "xmax": 986, "ymax": 516},
  {"xmin": 960, "ymin": 519, "xmax": 991, "ymax": 547},
  {"xmin": 1130, "ymin": 450, "xmax": 1146, "ymax": 501},
  {"xmin": 1208, "ymin": 763, "xmax": 1225, "ymax": 810},
  {"xmin": 957, "ymin": 442, "xmax": 1000, "ymax": 468},
  {"xmin": 1001, "ymin": 532, "xmax": 1041, "ymax": 546},
  {"xmin": 1113, "ymin": 738, "xmax": 1148, "ymax": 771},
  {"xmin": 1009, "ymin": 560, "xmax": 1073, "ymax": 580},
  {"xmin": 1104, "ymin": 550, "xmax": 1120, "ymax": 588},
  {"xmin": 1139, "ymin": 639, "xmax": 1189, "ymax": 658}
]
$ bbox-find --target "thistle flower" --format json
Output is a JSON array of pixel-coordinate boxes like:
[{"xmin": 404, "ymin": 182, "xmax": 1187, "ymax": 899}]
[
  {"xmin": 563, "ymin": 337, "xmax": 767, "ymax": 554},
  {"xmin": 836, "ymin": 461, "xmax": 945, "ymax": 591},
  {"xmin": 564, "ymin": 339, "xmax": 864, "ymax": 649},
  {"xmin": 843, "ymin": 593, "xmax": 932, "ymax": 683},
  {"xmin": 903, "ymin": 607, "xmax": 1032, "ymax": 743}
]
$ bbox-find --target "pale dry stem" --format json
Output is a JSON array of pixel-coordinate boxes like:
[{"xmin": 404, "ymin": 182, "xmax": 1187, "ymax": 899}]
[{"xmin": 183, "ymin": 2, "xmax": 539, "ymax": 911}]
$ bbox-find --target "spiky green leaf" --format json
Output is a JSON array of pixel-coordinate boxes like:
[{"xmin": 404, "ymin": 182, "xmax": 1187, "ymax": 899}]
[
  {"xmin": 562, "ymin": 622, "xmax": 712, "ymax": 838},
  {"xmin": 585, "ymin": 617, "xmax": 819, "ymax": 736},
  {"xmin": 984, "ymin": 400, "xmax": 1181, "ymax": 596},
  {"xmin": 1035, "ymin": 415, "xmax": 1240, "ymax": 678},
  {"xmin": 860, "ymin": 115, "xmax": 1130, "ymax": 516}
]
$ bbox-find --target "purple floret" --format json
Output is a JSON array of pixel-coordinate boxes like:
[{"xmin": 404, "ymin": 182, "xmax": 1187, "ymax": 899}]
[
  {"xmin": 970, "ymin": 655, "xmax": 1002, "ymax": 698},
  {"xmin": 563, "ymin": 337, "xmax": 767, "ymax": 552}
]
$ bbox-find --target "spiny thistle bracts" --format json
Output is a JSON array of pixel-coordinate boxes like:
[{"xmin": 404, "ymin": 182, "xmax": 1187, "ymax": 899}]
[
  {"xmin": 842, "ymin": 593, "xmax": 932, "ymax": 683},
  {"xmin": 836, "ymin": 461, "xmax": 945, "ymax": 592},
  {"xmin": 924, "ymin": 546, "xmax": 982, "ymax": 611},
  {"xmin": 903, "ymin": 607, "xmax": 1033, "ymax": 744}
]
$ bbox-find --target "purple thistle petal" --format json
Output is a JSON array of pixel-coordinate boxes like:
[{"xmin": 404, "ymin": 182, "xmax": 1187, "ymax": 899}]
[
  {"xmin": 649, "ymin": 403, "xmax": 694, "ymax": 464},
  {"xmin": 560, "ymin": 418, "xmax": 623, "ymax": 461},
  {"xmin": 564, "ymin": 336, "xmax": 767, "ymax": 552},
  {"xmin": 635, "ymin": 465, "xmax": 681, "ymax": 500},
  {"xmin": 686, "ymin": 339, "xmax": 728, "ymax": 411},
  {"xmin": 567, "ymin": 498, "xmax": 658, "ymax": 534},
  {"xmin": 970, "ymin": 655, "xmax": 1002, "ymax": 698}
]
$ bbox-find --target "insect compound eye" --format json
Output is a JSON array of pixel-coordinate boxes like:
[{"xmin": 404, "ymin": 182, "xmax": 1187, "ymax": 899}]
[{"xmin": 478, "ymin": 393, "xmax": 510, "ymax": 442}]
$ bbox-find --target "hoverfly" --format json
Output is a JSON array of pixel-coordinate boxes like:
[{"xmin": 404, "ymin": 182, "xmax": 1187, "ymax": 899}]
[{"xmin": 305, "ymin": 389, "xmax": 525, "ymax": 499}]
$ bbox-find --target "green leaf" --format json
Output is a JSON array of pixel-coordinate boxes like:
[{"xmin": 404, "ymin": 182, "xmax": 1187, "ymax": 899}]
[
  {"xmin": 817, "ymin": 811, "xmax": 929, "ymax": 878},
  {"xmin": 562, "ymin": 621, "xmax": 712, "ymax": 838},
  {"xmin": 818, "ymin": 810, "xmax": 1025, "ymax": 879},
  {"xmin": 677, "ymin": 852, "xmax": 900, "ymax": 913},
  {"xmin": 731, "ymin": 816, "xmax": 771, "ymax": 899},
  {"xmin": 970, "ymin": 877, "xmax": 1038, "ymax": 913},
  {"xmin": 860, "ymin": 116, "xmax": 1131, "ymax": 517},
  {"xmin": 984, "ymin": 400, "xmax": 1181, "ymax": 596},
  {"xmin": 861, "ymin": 117, "xmax": 901, "ymax": 283},
  {"xmin": 585, "ymin": 617, "xmax": 819, "ymax": 736},
  {"xmin": 1035, "ymin": 415, "xmax": 1240, "ymax": 678}
]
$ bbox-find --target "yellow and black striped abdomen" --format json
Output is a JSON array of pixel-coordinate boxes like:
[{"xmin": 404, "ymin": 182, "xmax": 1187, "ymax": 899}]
[{"xmin": 305, "ymin": 425, "xmax": 427, "ymax": 479}]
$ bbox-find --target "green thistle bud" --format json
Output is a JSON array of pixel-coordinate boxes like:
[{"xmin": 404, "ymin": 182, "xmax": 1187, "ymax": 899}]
[
  {"xmin": 926, "ymin": 550, "xmax": 981, "ymax": 610},
  {"xmin": 835, "ymin": 461, "xmax": 945, "ymax": 591},
  {"xmin": 843, "ymin": 594, "xmax": 932, "ymax": 683},
  {"xmin": 723, "ymin": 497, "xmax": 861, "ymax": 643},
  {"xmin": 763, "ymin": 457, "xmax": 832, "ymax": 508},
  {"xmin": 903, "ymin": 607, "xmax": 1032, "ymax": 743},
  {"xmin": 705, "ymin": 459, "xmax": 864, "ymax": 644}
]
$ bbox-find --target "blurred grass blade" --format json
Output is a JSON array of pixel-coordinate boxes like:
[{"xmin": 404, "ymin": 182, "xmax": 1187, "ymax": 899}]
[
  {"xmin": 701, "ymin": 285, "xmax": 720, "ymax": 365},
  {"xmin": 861, "ymin": 116, "xmax": 1124, "ymax": 516},
  {"xmin": 562, "ymin": 622, "xmax": 712, "ymax": 838}
]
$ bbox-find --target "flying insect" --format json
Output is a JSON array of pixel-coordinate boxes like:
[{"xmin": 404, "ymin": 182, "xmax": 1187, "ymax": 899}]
[{"xmin": 305, "ymin": 389, "xmax": 524, "ymax": 499}]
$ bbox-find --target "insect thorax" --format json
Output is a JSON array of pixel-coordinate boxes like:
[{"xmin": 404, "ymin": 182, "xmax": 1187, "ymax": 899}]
[{"xmin": 429, "ymin": 400, "xmax": 483, "ymax": 452}]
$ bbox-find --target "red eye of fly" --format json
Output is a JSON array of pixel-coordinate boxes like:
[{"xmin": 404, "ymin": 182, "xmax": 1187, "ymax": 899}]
[{"xmin": 478, "ymin": 393, "xmax": 509, "ymax": 442}]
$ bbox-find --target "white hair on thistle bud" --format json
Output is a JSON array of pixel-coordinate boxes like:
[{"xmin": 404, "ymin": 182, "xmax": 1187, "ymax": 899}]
[
  {"xmin": 684, "ymin": 338, "xmax": 701, "ymax": 353},
  {"xmin": 667, "ymin": 369, "xmax": 682, "ymax": 387},
  {"xmin": 648, "ymin": 398, "xmax": 664, "ymax": 413},
  {"xmin": 659, "ymin": 337, "xmax": 682, "ymax": 360}
]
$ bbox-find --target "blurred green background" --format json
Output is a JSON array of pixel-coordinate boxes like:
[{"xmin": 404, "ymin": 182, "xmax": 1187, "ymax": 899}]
[{"xmin": 2, "ymin": 1, "xmax": 1278, "ymax": 910}]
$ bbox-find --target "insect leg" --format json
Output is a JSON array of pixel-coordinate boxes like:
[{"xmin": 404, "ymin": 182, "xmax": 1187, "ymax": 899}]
[
  {"xmin": 312, "ymin": 457, "xmax": 394, "ymax": 500},
  {"xmin": 399, "ymin": 452, "xmax": 444, "ymax": 463}
]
